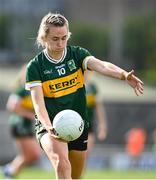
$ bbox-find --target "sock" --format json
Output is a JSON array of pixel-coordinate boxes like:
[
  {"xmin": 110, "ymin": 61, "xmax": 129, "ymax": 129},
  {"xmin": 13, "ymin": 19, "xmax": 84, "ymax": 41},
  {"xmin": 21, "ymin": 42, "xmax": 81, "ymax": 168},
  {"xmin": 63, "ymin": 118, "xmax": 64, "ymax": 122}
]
[{"xmin": 3, "ymin": 164, "xmax": 14, "ymax": 177}]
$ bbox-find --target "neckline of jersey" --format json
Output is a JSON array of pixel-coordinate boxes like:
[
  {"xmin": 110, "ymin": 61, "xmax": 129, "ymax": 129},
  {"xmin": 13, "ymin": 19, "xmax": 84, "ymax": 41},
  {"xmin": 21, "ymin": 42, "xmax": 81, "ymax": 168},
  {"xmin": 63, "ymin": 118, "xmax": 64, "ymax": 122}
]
[{"xmin": 43, "ymin": 48, "xmax": 67, "ymax": 64}]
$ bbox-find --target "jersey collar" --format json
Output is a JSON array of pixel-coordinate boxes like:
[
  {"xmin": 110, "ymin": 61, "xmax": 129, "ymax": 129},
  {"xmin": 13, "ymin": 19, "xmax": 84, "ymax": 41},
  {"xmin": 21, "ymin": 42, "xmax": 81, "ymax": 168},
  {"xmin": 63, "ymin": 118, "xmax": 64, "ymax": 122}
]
[{"xmin": 43, "ymin": 48, "xmax": 67, "ymax": 64}]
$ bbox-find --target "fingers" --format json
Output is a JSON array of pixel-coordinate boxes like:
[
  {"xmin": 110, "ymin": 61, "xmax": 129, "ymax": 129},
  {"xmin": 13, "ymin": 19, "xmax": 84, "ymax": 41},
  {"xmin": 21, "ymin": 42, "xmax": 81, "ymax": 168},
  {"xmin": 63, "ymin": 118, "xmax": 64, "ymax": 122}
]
[
  {"xmin": 134, "ymin": 82, "xmax": 144, "ymax": 96},
  {"xmin": 49, "ymin": 132, "xmax": 67, "ymax": 142},
  {"xmin": 127, "ymin": 70, "xmax": 144, "ymax": 85},
  {"xmin": 50, "ymin": 133, "xmax": 60, "ymax": 139},
  {"xmin": 48, "ymin": 129, "xmax": 69, "ymax": 142},
  {"xmin": 137, "ymin": 82, "xmax": 144, "ymax": 93},
  {"xmin": 48, "ymin": 128, "xmax": 59, "ymax": 137},
  {"xmin": 126, "ymin": 69, "xmax": 144, "ymax": 96},
  {"xmin": 133, "ymin": 75, "xmax": 144, "ymax": 85}
]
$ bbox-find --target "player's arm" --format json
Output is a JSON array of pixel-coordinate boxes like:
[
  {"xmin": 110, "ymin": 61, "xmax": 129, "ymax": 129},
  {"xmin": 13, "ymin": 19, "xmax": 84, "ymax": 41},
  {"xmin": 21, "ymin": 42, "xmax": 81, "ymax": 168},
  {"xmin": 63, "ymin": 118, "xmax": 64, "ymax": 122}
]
[
  {"xmin": 30, "ymin": 86, "xmax": 57, "ymax": 137},
  {"xmin": 86, "ymin": 56, "xmax": 144, "ymax": 96},
  {"xmin": 6, "ymin": 94, "xmax": 34, "ymax": 120},
  {"xmin": 95, "ymin": 100, "xmax": 107, "ymax": 141}
]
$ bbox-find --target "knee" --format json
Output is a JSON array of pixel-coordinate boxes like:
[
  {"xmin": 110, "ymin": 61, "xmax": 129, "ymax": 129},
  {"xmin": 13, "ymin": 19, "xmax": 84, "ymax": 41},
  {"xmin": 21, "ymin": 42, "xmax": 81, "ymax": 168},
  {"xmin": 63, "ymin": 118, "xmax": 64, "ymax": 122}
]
[
  {"xmin": 50, "ymin": 154, "xmax": 71, "ymax": 173},
  {"xmin": 57, "ymin": 157, "xmax": 71, "ymax": 174}
]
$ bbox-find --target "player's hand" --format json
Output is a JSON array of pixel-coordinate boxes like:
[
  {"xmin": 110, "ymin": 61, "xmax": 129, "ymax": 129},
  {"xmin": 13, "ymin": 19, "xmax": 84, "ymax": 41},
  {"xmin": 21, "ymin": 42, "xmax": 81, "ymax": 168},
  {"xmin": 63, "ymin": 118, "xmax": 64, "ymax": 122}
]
[
  {"xmin": 97, "ymin": 126, "xmax": 107, "ymax": 141},
  {"xmin": 48, "ymin": 127, "xmax": 59, "ymax": 138},
  {"xmin": 48, "ymin": 127, "xmax": 69, "ymax": 143},
  {"xmin": 124, "ymin": 70, "xmax": 144, "ymax": 96}
]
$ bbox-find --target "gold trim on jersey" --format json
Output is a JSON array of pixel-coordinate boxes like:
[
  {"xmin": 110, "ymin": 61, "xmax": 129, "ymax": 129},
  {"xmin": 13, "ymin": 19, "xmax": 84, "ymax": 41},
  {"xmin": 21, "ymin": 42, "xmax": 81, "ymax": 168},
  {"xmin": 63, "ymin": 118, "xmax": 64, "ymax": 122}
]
[
  {"xmin": 21, "ymin": 96, "xmax": 34, "ymax": 110},
  {"xmin": 42, "ymin": 68, "xmax": 84, "ymax": 98},
  {"xmin": 86, "ymin": 94, "xmax": 96, "ymax": 106}
]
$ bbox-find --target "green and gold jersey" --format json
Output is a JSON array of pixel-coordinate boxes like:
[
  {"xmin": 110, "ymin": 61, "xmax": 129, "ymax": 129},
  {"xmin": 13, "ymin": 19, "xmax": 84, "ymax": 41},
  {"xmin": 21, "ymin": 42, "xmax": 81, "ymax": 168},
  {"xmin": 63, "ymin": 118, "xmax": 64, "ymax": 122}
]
[
  {"xmin": 12, "ymin": 86, "xmax": 34, "ymax": 111},
  {"xmin": 26, "ymin": 46, "xmax": 91, "ymax": 128},
  {"xmin": 9, "ymin": 86, "xmax": 34, "ymax": 124},
  {"xmin": 16, "ymin": 86, "xmax": 34, "ymax": 111}
]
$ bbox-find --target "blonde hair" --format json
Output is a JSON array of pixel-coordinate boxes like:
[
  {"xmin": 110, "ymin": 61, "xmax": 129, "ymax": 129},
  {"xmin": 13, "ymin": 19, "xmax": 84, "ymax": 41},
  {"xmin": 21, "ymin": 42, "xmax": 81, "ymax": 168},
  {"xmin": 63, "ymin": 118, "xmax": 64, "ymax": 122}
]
[{"xmin": 36, "ymin": 12, "xmax": 71, "ymax": 48}]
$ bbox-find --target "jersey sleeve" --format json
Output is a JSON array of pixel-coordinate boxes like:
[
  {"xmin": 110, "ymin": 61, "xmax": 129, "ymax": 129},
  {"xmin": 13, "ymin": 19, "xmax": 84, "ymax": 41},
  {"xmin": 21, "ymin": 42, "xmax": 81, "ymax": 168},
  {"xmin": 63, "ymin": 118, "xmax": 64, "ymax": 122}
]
[
  {"xmin": 75, "ymin": 47, "xmax": 92, "ymax": 70},
  {"xmin": 15, "ymin": 86, "xmax": 26, "ymax": 97},
  {"xmin": 8, "ymin": 86, "xmax": 26, "ymax": 104},
  {"xmin": 25, "ymin": 60, "xmax": 42, "ymax": 90}
]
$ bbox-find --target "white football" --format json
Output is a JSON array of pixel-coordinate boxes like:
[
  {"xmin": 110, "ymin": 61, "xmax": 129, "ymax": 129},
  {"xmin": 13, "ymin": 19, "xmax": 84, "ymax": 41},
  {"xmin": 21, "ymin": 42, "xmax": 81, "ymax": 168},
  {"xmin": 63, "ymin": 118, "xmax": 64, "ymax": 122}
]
[{"xmin": 53, "ymin": 109, "xmax": 84, "ymax": 141}]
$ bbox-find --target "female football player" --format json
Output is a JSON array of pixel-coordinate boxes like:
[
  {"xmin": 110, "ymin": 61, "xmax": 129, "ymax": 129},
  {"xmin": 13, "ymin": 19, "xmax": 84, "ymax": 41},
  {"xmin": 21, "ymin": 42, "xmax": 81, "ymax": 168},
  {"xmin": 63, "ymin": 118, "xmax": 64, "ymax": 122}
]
[{"xmin": 25, "ymin": 12, "xmax": 144, "ymax": 179}]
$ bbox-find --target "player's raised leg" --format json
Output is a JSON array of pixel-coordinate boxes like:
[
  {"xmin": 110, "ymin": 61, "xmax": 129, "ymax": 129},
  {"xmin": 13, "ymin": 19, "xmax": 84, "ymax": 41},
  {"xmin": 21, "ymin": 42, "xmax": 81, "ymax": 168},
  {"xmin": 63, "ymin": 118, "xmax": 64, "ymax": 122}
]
[{"xmin": 40, "ymin": 133, "xmax": 72, "ymax": 179}]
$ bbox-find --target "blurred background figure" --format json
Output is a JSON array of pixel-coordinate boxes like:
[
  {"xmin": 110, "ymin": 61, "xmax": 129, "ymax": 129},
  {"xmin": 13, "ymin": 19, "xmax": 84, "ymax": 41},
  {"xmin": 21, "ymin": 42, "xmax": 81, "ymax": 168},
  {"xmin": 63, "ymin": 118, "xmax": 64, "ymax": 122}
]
[
  {"xmin": 1, "ymin": 64, "xmax": 41, "ymax": 179},
  {"xmin": 125, "ymin": 125, "xmax": 147, "ymax": 168},
  {"xmin": 152, "ymin": 129, "xmax": 156, "ymax": 152},
  {"xmin": 85, "ymin": 71, "xmax": 107, "ymax": 157}
]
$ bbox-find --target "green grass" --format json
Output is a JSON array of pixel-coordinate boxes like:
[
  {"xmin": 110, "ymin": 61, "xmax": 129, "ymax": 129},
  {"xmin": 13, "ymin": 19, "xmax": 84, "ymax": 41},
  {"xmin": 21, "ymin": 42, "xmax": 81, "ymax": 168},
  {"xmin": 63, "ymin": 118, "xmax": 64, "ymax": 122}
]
[{"xmin": 1, "ymin": 167, "xmax": 156, "ymax": 179}]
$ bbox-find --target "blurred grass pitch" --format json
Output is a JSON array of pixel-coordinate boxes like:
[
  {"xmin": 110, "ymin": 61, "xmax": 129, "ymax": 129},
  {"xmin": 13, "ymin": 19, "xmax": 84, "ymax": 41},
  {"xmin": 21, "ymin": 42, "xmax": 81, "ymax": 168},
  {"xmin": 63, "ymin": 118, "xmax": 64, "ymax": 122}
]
[{"xmin": 1, "ymin": 167, "xmax": 156, "ymax": 179}]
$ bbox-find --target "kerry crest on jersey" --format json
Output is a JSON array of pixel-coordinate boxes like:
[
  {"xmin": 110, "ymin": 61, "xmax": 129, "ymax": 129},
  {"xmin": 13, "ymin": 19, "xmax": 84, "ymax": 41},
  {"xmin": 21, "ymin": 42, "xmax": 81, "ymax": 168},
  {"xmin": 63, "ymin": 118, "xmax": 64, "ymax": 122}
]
[{"xmin": 67, "ymin": 59, "xmax": 76, "ymax": 71}]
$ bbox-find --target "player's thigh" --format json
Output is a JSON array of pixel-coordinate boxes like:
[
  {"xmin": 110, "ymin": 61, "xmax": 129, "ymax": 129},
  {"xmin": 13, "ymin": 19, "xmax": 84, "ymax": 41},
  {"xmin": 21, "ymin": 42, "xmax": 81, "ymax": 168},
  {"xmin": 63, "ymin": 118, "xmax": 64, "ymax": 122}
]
[
  {"xmin": 40, "ymin": 133, "xmax": 69, "ymax": 162},
  {"xmin": 69, "ymin": 150, "xmax": 87, "ymax": 178}
]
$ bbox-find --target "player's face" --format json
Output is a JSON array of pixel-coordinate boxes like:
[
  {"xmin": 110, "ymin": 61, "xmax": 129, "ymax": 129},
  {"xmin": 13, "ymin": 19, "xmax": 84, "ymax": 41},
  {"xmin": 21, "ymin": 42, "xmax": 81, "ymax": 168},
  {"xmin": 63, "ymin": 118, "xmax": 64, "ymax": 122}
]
[{"xmin": 45, "ymin": 25, "xmax": 68, "ymax": 53}]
